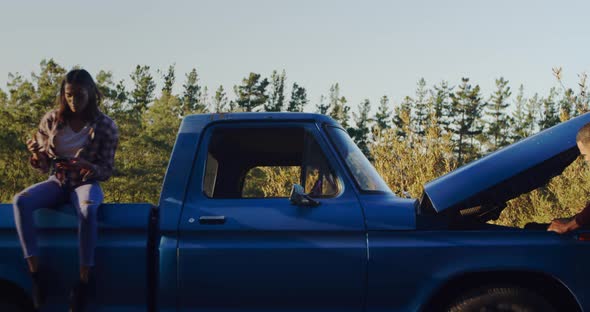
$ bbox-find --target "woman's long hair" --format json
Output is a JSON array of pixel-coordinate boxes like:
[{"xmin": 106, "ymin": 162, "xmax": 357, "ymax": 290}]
[{"xmin": 56, "ymin": 69, "xmax": 102, "ymax": 124}]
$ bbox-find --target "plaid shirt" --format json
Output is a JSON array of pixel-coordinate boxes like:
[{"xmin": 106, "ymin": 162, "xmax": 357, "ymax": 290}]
[{"xmin": 27, "ymin": 109, "xmax": 119, "ymax": 187}]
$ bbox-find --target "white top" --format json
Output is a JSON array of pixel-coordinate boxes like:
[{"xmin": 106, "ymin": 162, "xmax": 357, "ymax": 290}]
[{"xmin": 54, "ymin": 123, "xmax": 91, "ymax": 158}]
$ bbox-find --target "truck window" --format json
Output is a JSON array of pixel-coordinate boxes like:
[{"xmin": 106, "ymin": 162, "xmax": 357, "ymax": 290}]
[
  {"xmin": 203, "ymin": 126, "xmax": 340, "ymax": 199},
  {"xmin": 203, "ymin": 153, "xmax": 218, "ymax": 198},
  {"xmin": 326, "ymin": 126, "xmax": 392, "ymax": 193}
]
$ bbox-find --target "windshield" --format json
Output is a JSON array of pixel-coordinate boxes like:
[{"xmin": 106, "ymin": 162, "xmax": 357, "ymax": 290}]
[{"xmin": 326, "ymin": 127, "xmax": 392, "ymax": 193}]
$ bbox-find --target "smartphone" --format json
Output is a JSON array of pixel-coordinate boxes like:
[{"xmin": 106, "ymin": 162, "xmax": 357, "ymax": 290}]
[{"xmin": 53, "ymin": 157, "xmax": 71, "ymax": 163}]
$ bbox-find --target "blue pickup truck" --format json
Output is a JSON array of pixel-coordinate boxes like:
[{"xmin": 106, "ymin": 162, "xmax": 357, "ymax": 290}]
[{"xmin": 1, "ymin": 112, "xmax": 590, "ymax": 312}]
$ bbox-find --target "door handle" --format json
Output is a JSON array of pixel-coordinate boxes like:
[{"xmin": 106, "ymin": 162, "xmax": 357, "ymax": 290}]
[{"xmin": 198, "ymin": 216, "xmax": 226, "ymax": 225}]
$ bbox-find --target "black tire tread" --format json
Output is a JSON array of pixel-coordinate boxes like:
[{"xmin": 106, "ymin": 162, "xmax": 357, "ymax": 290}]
[
  {"xmin": 0, "ymin": 283, "xmax": 34, "ymax": 312},
  {"xmin": 447, "ymin": 286, "xmax": 556, "ymax": 312}
]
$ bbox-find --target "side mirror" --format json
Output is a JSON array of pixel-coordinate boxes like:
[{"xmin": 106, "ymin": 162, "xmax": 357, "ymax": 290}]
[{"xmin": 289, "ymin": 184, "xmax": 320, "ymax": 207}]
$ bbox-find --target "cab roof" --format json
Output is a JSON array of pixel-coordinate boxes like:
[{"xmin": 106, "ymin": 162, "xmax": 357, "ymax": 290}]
[{"xmin": 180, "ymin": 112, "xmax": 340, "ymax": 134}]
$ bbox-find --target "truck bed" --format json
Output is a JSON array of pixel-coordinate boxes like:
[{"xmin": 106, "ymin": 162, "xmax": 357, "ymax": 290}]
[{"xmin": 0, "ymin": 202, "xmax": 155, "ymax": 311}]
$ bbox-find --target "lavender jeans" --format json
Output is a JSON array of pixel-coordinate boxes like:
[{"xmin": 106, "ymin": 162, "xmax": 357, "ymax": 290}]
[{"xmin": 12, "ymin": 175, "xmax": 103, "ymax": 266}]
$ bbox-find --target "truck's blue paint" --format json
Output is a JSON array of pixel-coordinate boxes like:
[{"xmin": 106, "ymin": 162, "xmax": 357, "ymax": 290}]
[
  {"xmin": 1, "ymin": 112, "xmax": 588, "ymax": 311},
  {"xmin": 366, "ymin": 230, "xmax": 589, "ymax": 311},
  {"xmin": 156, "ymin": 115, "xmax": 210, "ymax": 311},
  {"xmin": 0, "ymin": 203, "xmax": 152, "ymax": 311},
  {"xmin": 359, "ymin": 194, "xmax": 417, "ymax": 230}
]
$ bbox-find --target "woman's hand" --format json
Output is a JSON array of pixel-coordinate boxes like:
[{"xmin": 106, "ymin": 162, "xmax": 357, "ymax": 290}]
[
  {"xmin": 547, "ymin": 217, "xmax": 580, "ymax": 234},
  {"xmin": 30, "ymin": 152, "xmax": 49, "ymax": 171},
  {"xmin": 56, "ymin": 158, "xmax": 96, "ymax": 178}
]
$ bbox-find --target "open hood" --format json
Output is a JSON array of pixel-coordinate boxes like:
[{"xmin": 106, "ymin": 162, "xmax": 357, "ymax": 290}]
[{"xmin": 420, "ymin": 112, "xmax": 590, "ymax": 220}]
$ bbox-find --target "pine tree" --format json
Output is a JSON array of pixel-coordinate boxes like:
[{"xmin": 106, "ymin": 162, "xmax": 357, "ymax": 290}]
[
  {"xmin": 374, "ymin": 95, "xmax": 392, "ymax": 132},
  {"xmin": 130, "ymin": 65, "xmax": 156, "ymax": 114},
  {"xmin": 335, "ymin": 97, "xmax": 350, "ymax": 128},
  {"xmin": 1, "ymin": 73, "xmax": 37, "ymax": 196},
  {"xmin": 349, "ymin": 99, "xmax": 372, "ymax": 157},
  {"xmin": 315, "ymin": 95, "xmax": 330, "ymax": 115},
  {"xmin": 539, "ymin": 87, "xmax": 560, "ymax": 130},
  {"xmin": 136, "ymin": 91, "xmax": 184, "ymax": 201},
  {"xmin": 229, "ymin": 100, "xmax": 238, "ymax": 112},
  {"xmin": 486, "ymin": 77, "xmax": 512, "ymax": 150},
  {"xmin": 182, "ymin": 68, "xmax": 205, "ymax": 114},
  {"xmin": 525, "ymin": 93, "xmax": 541, "ymax": 135},
  {"xmin": 234, "ymin": 73, "xmax": 269, "ymax": 112},
  {"xmin": 212, "ymin": 85, "xmax": 228, "ymax": 113},
  {"xmin": 431, "ymin": 81, "xmax": 452, "ymax": 133},
  {"xmin": 287, "ymin": 83, "xmax": 308, "ymax": 112},
  {"xmin": 143, "ymin": 92, "xmax": 183, "ymax": 149},
  {"xmin": 0, "ymin": 87, "xmax": 9, "ymax": 140},
  {"xmin": 266, "ymin": 70, "xmax": 286, "ymax": 112},
  {"xmin": 575, "ymin": 73, "xmax": 589, "ymax": 115},
  {"xmin": 96, "ymin": 70, "xmax": 129, "ymax": 116},
  {"xmin": 413, "ymin": 78, "xmax": 429, "ymax": 135},
  {"xmin": 7, "ymin": 73, "xmax": 35, "ymax": 106},
  {"xmin": 6, "ymin": 73, "xmax": 37, "ymax": 130},
  {"xmin": 553, "ymin": 67, "xmax": 587, "ymax": 118},
  {"xmin": 96, "ymin": 70, "xmax": 114, "ymax": 94},
  {"xmin": 98, "ymin": 70, "xmax": 133, "ymax": 116},
  {"xmin": 31, "ymin": 59, "xmax": 66, "ymax": 116},
  {"xmin": 199, "ymin": 86, "xmax": 209, "ymax": 113},
  {"xmin": 511, "ymin": 84, "xmax": 529, "ymax": 142},
  {"xmin": 161, "ymin": 64, "xmax": 176, "ymax": 94},
  {"xmin": 393, "ymin": 96, "xmax": 413, "ymax": 138},
  {"xmin": 559, "ymin": 88, "xmax": 573, "ymax": 121},
  {"xmin": 96, "ymin": 70, "xmax": 117, "ymax": 114},
  {"xmin": 112, "ymin": 79, "xmax": 129, "ymax": 115},
  {"xmin": 449, "ymin": 78, "xmax": 485, "ymax": 164},
  {"xmin": 328, "ymin": 83, "xmax": 350, "ymax": 128},
  {"xmin": 0, "ymin": 89, "xmax": 7, "ymax": 108}
]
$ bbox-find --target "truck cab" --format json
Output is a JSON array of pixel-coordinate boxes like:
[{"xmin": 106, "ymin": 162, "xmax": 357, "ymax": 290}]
[{"xmin": 160, "ymin": 113, "xmax": 382, "ymax": 311}]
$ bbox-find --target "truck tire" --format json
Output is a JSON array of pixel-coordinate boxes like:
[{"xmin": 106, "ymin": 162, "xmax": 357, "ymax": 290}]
[
  {"xmin": 0, "ymin": 288, "xmax": 33, "ymax": 312},
  {"xmin": 0, "ymin": 301, "xmax": 27, "ymax": 312},
  {"xmin": 445, "ymin": 286, "xmax": 556, "ymax": 312}
]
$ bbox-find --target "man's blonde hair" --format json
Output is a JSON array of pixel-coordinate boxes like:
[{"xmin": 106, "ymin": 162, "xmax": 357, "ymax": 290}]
[{"xmin": 577, "ymin": 122, "xmax": 590, "ymax": 145}]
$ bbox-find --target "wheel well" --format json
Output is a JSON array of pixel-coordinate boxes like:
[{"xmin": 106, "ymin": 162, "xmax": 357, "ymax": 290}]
[
  {"xmin": 421, "ymin": 271, "xmax": 581, "ymax": 312},
  {"xmin": 0, "ymin": 279, "xmax": 33, "ymax": 311}
]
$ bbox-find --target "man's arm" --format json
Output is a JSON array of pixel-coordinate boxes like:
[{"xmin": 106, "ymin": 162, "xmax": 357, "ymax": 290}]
[
  {"xmin": 575, "ymin": 202, "xmax": 590, "ymax": 227},
  {"xmin": 547, "ymin": 203, "xmax": 589, "ymax": 234}
]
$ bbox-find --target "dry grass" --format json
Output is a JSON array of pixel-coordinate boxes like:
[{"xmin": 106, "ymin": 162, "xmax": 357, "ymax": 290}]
[
  {"xmin": 372, "ymin": 123, "xmax": 457, "ymax": 198},
  {"xmin": 497, "ymin": 159, "xmax": 590, "ymax": 227}
]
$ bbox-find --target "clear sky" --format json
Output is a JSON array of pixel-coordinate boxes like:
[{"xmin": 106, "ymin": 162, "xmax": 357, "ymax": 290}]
[{"xmin": 1, "ymin": 0, "xmax": 590, "ymax": 112}]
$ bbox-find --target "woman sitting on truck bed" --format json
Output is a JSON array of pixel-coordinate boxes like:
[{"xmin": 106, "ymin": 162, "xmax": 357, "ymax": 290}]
[{"xmin": 12, "ymin": 68, "xmax": 119, "ymax": 311}]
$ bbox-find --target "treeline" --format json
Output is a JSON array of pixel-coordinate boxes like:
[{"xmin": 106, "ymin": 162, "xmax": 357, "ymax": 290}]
[{"xmin": 1, "ymin": 59, "xmax": 589, "ymax": 227}]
